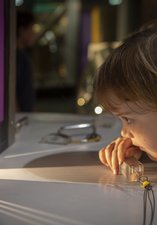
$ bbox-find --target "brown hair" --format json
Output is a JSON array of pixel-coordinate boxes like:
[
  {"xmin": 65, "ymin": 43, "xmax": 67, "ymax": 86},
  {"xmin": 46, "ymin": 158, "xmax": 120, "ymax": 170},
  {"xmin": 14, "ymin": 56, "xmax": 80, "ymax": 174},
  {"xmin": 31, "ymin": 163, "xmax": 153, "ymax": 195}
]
[{"xmin": 94, "ymin": 28, "xmax": 157, "ymax": 111}]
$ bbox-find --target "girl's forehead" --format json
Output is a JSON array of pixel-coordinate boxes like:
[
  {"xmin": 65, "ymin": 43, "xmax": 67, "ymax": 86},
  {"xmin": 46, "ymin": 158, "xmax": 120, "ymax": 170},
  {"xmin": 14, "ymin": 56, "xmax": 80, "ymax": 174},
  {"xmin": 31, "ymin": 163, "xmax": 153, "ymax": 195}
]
[
  {"xmin": 110, "ymin": 102, "xmax": 133, "ymax": 115},
  {"xmin": 103, "ymin": 92, "xmax": 127, "ymax": 111},
  {"xmin": 106, "ymin": 95, "xmax": 150, "ymax": 115}
]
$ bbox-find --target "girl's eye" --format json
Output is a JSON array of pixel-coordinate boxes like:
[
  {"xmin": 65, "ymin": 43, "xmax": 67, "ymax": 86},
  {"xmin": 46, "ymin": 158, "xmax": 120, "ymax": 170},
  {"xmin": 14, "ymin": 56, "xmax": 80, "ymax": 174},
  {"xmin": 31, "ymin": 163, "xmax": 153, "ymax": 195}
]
[{"xmin": 121, "ymin": 117, "xmax": 132, "ymax": 124}]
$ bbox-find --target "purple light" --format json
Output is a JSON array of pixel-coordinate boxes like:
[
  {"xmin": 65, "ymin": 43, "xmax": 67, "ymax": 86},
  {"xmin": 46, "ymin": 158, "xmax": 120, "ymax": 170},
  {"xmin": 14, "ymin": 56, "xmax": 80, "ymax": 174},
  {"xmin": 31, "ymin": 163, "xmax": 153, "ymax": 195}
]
[{"xmin": 0, "ymin": 0, "xmax": 4, "ymax": 122}]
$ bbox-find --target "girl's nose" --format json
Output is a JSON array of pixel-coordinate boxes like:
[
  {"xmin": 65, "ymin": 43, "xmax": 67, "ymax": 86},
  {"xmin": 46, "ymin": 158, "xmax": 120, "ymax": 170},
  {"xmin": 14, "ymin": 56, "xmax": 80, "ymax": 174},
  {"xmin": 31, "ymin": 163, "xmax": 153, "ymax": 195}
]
[{"xmin": 121, "ymin": 127, "xmax": 133, "ymax": 138}]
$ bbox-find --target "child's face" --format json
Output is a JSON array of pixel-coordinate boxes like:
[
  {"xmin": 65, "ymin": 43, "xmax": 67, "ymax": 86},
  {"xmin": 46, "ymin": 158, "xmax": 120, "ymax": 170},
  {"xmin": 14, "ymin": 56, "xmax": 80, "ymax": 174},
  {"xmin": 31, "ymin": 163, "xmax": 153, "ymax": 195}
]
[{"xmin": 109, "ymin": 95, "xmax": 157, "ymax": 160}]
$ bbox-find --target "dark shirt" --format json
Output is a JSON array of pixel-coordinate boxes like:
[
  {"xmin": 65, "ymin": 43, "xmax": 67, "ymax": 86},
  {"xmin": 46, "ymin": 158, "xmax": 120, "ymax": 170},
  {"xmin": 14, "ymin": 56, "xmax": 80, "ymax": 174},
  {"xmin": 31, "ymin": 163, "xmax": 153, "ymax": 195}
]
[{"xmin": 16, "ymin": 49, "xmax": 35, "ymax": 112}]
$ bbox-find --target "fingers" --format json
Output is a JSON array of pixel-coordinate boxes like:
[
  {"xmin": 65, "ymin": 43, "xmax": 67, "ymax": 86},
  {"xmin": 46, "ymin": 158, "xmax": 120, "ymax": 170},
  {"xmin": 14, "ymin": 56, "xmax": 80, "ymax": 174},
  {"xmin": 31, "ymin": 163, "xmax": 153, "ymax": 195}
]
[
  {"xmin": 111, "ymin": 148, "xmax": 119, "ymax": 175},
  {"xmin": 125, "ymin": 146, "xmax": 142, "ymax": 160},
  {"xmin": 105, "ymin": 142, "xmax": 115, "ymax": 168},
  {"xmin": 117, "ymin": 138, "xmax": 132, "ymax": 165},
  {"xmin": 99, "ymin": 142, "xmax": 114, "ymax": 167},
  {"xmin": 99, "ymin": 147, "xmax": 108, "ymax": 166},
  {"xmin": 99, "ymin": 137, "xmax": 123, "ymax": 174},
  {"xmin": 98, "ymin": 137, "xmax": 142, "ymax": 175}
]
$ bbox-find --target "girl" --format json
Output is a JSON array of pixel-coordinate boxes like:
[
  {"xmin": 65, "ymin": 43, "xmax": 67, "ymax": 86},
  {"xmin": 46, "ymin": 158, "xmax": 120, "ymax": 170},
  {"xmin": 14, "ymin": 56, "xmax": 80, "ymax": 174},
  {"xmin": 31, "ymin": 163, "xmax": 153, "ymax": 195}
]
[{"xmin": 94, "ymin": 27, "xmax": 157, "ymax": 175}]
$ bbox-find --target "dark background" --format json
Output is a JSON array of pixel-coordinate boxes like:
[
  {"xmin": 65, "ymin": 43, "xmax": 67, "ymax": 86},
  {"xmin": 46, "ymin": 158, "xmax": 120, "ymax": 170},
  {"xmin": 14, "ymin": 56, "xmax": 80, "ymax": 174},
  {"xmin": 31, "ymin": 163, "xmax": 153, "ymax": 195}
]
[{"xmin": 15, "ymin": 0, "xmax": 157, "ymax": 114}]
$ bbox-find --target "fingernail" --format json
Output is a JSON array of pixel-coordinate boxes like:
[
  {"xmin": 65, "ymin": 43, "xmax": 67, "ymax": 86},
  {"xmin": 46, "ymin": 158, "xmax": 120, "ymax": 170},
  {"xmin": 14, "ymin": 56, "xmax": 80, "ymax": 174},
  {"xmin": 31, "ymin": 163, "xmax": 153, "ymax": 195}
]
[{"xmin": 113, "ymin": 169, "xmax": 117, "ymax": 175}]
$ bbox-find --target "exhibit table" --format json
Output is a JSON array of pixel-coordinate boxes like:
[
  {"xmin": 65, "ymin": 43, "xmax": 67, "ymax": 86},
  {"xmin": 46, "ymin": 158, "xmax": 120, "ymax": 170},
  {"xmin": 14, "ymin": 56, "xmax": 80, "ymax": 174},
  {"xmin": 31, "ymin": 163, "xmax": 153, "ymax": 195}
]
[{"xmin": 0, "ymin": 113, "xmax": 157, "ymax": 225}]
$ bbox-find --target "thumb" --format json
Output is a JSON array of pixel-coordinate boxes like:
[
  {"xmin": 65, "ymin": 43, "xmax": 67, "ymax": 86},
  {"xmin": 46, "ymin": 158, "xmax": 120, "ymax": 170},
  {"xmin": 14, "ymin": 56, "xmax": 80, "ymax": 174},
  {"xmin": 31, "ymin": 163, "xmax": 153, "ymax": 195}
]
[{"xmin": 125, "ymin": 146, "xmax": 142, "ymax": 160}]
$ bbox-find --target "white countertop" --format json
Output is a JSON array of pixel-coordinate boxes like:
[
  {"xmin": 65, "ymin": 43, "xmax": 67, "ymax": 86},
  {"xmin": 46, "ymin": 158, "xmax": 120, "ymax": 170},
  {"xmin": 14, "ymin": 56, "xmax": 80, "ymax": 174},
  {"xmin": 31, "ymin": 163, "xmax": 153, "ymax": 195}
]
[{"xmin": 0, "ymin": 113, "xmax": 157, "ymax": 225}]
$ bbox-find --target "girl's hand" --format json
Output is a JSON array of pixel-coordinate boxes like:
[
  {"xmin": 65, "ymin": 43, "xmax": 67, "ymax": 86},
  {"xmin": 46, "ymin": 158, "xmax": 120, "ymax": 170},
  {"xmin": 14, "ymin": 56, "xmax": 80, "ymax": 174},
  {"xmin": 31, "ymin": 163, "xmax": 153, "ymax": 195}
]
[{"xmin": 99, "ymin": 137, "xmax": 142, "ymax": 175}]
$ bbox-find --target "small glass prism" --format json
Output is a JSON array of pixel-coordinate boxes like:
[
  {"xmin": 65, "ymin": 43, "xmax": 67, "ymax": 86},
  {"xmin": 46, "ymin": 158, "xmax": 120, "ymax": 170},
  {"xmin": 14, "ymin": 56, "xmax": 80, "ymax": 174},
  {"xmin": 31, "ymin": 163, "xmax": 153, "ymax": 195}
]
[{"xmin": 120, "ymin": 157, "xmax": 144, "ymax": 182}]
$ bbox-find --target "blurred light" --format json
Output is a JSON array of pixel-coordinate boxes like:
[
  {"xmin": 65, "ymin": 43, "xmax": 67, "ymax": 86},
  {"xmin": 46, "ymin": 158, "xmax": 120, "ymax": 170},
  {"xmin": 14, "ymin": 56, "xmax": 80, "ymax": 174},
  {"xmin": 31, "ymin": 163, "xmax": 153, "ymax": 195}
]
[
  {"xmin": 84, "ymin": 93, "xmax": 91, "ymax": 101},
  {"xmin": 33, "ymin": 24, "xmax": 43, "ymax": 33},
  {"xmin": 108, "ymin": 0, "xmax": 123, "ymax": 5},
  {"xmin": 60, "ymin": 16, "xmax": 68, "ymax": 27},
  {"xmin": 16, "ymin": 0, "xmax": 24, "ymax": 6},
  {"xmin": 94, "ymin": 106, "xmax": 103, "ymax": 114},
  {"xmin": 45, "ymin": 31, "xmax": 55, "ymax": 41},
  {"xmin": 77, "ymin": 98, "xmax": 86, "ymax": 106},
  {"xmin": 111, "ymin": 41, "xmax": 122, "ymax": 49}
]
